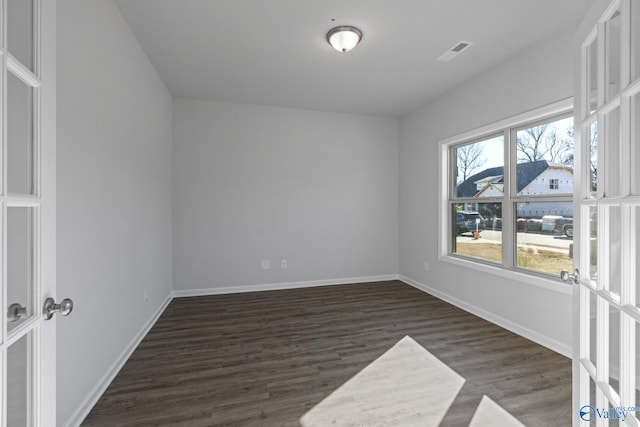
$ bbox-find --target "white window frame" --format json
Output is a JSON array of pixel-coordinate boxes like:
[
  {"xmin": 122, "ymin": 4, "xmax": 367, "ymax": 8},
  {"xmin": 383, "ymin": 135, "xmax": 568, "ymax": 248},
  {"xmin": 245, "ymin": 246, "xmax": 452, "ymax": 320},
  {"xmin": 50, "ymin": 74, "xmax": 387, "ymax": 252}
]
[{"xmin": 438, "ymin": 98, "xmax": 574, "ymax": 295}]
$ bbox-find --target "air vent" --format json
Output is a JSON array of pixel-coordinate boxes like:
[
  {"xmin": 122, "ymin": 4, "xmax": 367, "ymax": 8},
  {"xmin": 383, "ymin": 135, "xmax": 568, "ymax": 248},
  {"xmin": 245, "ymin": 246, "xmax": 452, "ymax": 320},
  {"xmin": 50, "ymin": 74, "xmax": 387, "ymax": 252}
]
[
  {"xmin": 451, "ymin": 42, "xmax": 469, "ymax": 52},
  {"xmin": 437, "ymin": 41, "xmax": 473, "ymax": 62}
]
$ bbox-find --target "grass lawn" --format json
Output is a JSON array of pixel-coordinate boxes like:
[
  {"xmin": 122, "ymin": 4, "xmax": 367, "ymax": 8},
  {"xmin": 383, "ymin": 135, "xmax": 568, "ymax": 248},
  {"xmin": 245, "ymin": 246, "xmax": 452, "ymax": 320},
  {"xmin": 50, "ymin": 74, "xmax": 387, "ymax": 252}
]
[{"xmin": 455, "ymin": 242, "xmax": 573, "ymax": 275}]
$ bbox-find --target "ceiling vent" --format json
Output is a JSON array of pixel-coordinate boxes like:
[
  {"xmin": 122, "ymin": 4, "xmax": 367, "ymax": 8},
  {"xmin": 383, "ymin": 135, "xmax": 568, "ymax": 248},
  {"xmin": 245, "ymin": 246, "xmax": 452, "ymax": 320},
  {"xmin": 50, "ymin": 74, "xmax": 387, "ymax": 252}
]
[{"xmin": 437, "ymin": 41, "xmax": 473, "ymax": 62}]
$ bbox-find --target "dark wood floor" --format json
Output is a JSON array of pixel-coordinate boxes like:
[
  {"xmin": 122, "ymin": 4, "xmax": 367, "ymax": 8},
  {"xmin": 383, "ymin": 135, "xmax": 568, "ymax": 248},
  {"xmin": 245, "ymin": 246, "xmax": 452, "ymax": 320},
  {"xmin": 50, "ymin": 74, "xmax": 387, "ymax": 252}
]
[{"xmin": 82, "ymin": 281, "xmax": 571, "ymax": 426}]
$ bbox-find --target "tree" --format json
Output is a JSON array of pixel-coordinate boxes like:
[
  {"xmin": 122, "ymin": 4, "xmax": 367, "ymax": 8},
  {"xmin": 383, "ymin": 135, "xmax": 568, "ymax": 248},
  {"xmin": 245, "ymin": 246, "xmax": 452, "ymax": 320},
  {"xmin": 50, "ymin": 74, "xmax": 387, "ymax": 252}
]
[
  {"xmin": 457, "ymin": 143, "xmax": 486, "ymax": 183},
  {"xmin": 590, "ymin": 124, "xmax": 598, "ymax": 191},
  {"xmin": 517, "ymin": 123, "xmax": 574, "ymax": 165}
]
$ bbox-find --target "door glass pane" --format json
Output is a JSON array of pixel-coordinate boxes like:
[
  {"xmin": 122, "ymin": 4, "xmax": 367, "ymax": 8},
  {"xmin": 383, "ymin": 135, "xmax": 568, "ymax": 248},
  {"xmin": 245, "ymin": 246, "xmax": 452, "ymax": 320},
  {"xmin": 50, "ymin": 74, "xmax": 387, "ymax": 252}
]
[
  {"xmin": 633, "ymin": 1, "xmax": 640, "ymax": 81},
  {"xmin": 515, "ymin": 201, "xmax": 573, "ymax": 275},
  {"xmin": 605, "ymin": 108, "xmax": 621, "ymax": 197},
  {"xmin": 607, "ymin": 206, "xmax": 622, "ymax": 297},
  {"xmin": 635, "ymin": 207, "xmax": 640, "ymax": 309},
  {"xmin": 636, "ymin": 325, "xmax": 640, "ymax": 407},
  {"xmin": 515, "ymin": 116, "xmax": 575, "ymax": 197},
  {"xmin": 7, "ymin": 332, "xmax": 32, "ymax": 427},
  {"xmin": 589, "ymin": 121, "xmax": 598, "ymax": 193},
  {"xmin": 454, "ymin": 135, "xmax": 504, "ymax": 197},
  {"xmin": 7, "ymin": 0, "xmax": 35, "ymax": 72},
  {"xmin": 608, "ymin": 305, "xmax": 620, "ymax": 398},
  {"xmin": 632, "ymin": 93, "xmax": 640, "ymax": 195},
  {"xmin": 7, "ymin": 72, "xmax": 35, "ymax": 195},
  {"xmin": 451, "ymin": 202, "xmax": 502, "ymax": 263},
  {"xmin": 7, "ymin": 207, "xmax": 35, "ymax": 333},
  {"xmin": 605, "ymin": 8, "xmax": 621, "ymax": 101},
  {"xmin": 589, "ymin": 206, "xmax": 598, "ymax": 283},
  {"xmin": 590, "ymin": 292, "xmax": 598, "ymax": 367},
  {"xmin": 578, "ymin": 374, "xmax": 597, "ymax": 424},
  {"xmin": 587, "ymin": 39, "xmax": 598, "ymax": 115},
  {"xmin": 588, "ymin": 377, "xmax": 596, "ymax": 425}
]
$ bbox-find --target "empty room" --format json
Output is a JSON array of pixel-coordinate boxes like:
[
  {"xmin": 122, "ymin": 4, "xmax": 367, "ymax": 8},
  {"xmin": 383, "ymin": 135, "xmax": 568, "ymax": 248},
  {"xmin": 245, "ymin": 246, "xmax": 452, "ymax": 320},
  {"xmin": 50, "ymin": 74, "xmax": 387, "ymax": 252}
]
[{"xmin": 2, "ymin": 0, "xmax": 639, "ymax": 426}]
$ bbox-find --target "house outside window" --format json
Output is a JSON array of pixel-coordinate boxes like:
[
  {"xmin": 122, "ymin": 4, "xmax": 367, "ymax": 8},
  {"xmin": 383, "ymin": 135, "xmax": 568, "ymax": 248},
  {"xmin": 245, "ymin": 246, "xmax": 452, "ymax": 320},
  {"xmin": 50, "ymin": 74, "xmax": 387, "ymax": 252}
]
[{"xmin": 441, "ymin": 101, "xmax": 574, "ymax": 280}]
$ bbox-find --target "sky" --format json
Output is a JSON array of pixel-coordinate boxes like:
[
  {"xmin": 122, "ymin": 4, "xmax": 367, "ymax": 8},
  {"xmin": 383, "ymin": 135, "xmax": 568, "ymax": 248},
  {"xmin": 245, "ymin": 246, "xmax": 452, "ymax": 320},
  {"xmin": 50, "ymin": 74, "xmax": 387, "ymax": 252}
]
[{"xmin": 466, "ymin": 116, "xmax": 574, "ymax": 172}]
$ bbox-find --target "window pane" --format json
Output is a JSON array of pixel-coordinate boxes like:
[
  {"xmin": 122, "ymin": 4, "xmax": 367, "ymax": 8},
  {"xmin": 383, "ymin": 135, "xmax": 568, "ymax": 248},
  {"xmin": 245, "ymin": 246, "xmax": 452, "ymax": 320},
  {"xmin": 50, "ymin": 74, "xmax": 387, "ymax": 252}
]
[
  {"xmin": 589, "ymin": 121, "xmax": 598, "ymax": 193},
  {"xmin": 589, "ymin": 206, "xmax": 598, "ymax": 283},
  {"xmin": 635, "ymin": 206, "xmax": 640, "ymax": 309},
  {"xmin": 587, "ymin": 39, "xmax": 598, "ymax": 115},
  {"xmin": 7, "ymin": 72, "xmax": 35, "ymax": 195},
  {"xmin": 606, "ymin": 206, "xmax": 621, "ymax": 297},
  {"xmin": 605, "ymin": 7, "xmax": 621, "ymax": 101},
  {"xmin": 7, "ymin": 332, "xmax": 32, "ymax": 427},
  {"xmin": 633, "ymin": 93, "xmax": 640, "ymax": 196},
  {"xmin": 515, "ymin": 117, "xmax": 574, "ymax": 196},
  {"xmin": 588, "ymin": 377, "xmax": 596, "ymax": 424},
  {"xmin": 636, "ymin": 326, "xmax": 640, "ymax": 407},
  {"xmin": 515, "ymin": 201, "xmax": 573, "ymax": 275},
  {"xmin": 590, "ymin": 292, "xmax": 598, "ymax": 367},
  {"xmin": 7, "ymin": 207, "xmax": 35, "ymax": 333},
  {"xmin": 451, "ymin": 203, "xmax": 502, "ymax": 263},
  {"xmin": 633, "ymin": 1, "xmax": 640, "ymax": 82},
  {"xmin": 604, "ymin": 107, "xmax": 621, "ymax": 197},
  {"xmin": 608, "ymin": 305, "xmax": 620, "ymax": 398},
  {"xmin": 7, "ymin": 0, "xmax": 35, "ymax": 72},
  {"xmin": 454, "ymin": 136, "xmax": 504, "ymax": 198}
]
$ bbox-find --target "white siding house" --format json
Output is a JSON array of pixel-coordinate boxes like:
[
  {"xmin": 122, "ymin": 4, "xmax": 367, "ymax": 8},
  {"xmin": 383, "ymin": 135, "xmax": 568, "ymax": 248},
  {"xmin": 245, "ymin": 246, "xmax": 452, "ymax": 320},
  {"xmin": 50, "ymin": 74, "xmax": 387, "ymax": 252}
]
[
  {"xmin": 517, "ymin": 166, "xmax": 573, "ymax": 196},
  {"xmin": 459, "ymin": 161, "xmax": 574, "ymax": 218}
]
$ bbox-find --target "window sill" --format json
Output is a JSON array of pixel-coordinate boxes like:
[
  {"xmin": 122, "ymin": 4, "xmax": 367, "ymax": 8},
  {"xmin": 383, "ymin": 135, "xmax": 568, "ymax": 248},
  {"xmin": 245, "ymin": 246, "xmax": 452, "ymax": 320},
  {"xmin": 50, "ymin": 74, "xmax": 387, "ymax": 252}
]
[{"xmin": 439, "ymin": 254, "xmax": 573, "ymax": 296}]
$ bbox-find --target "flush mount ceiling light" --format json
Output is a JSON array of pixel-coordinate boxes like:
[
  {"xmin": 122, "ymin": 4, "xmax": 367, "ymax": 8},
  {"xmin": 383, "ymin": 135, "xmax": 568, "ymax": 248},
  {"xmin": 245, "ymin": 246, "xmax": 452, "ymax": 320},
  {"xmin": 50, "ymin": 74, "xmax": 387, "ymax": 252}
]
[{"xmin": 326, "ymin": 25, "xmax": 362, "ymax": 53}]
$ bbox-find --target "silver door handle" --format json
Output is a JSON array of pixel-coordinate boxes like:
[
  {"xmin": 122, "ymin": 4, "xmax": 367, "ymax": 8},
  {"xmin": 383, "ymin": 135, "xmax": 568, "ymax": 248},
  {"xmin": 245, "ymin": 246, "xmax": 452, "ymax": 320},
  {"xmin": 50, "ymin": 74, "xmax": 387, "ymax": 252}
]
[
  {"xmin": 560, "ymin": 268, "xmax": 580, "ymax": 284},
  {"xmin": 42, "ymin": 298, "xmax": 73, "ymax": 320},
  {"xmin": 7, "ymin": 303, "xmax": 27, "ymax": 322}
]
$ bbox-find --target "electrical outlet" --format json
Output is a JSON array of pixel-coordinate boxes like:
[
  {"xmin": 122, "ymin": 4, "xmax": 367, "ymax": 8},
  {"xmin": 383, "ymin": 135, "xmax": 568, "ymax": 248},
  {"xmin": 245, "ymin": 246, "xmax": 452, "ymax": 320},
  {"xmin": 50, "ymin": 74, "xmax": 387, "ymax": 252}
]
[
  {"xmin": 281, "ymin": 260, "xmax": 287, "ymax": 269},
  {"xmin": 424, "ymin": 261, "xmax": 429, "ymax": 271},
  {"xmin": 261, "ymin": 260, "xmax": 271, "ymax": 270},
  {"xmin": 144, "ymin": 288, "xmax": 149, "ymax": 301}
]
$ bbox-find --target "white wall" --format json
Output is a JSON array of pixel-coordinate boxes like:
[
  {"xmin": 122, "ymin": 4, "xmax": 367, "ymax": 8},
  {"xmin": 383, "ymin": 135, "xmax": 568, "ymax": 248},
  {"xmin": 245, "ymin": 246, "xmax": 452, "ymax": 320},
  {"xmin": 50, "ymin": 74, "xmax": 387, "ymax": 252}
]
[
  {"xmin": 399, "ymin": 27, "xmax": 577, "ymax": 355},
  {"xmin": 57, "ymin": 1, "xmax": 173, "ymax": 425},
  {"xmin": 173, "ymin": 99, "xmax": 399, "ymax": 292}
]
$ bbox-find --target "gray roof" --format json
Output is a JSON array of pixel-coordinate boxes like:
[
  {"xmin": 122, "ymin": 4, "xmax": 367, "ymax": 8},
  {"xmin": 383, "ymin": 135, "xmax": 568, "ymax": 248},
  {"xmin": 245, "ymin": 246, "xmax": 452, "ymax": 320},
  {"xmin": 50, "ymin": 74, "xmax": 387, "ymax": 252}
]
[{"xmin": 456, "ymin": 160, "xmax": 549, "ymax": 197}]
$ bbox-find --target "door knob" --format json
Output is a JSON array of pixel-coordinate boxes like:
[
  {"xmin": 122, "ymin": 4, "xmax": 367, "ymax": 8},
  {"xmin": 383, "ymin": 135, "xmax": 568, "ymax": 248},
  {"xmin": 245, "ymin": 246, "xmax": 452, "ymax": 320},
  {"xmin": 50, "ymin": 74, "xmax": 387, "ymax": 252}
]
[
  {"xmin": 42, "ymin": 298, "xmax": 73, "ymax": 320},
  {"xmin": 560, "ymin": 268, "xmax": 580, "ymax": 284},
  {"xmin": 7, "ymin": 303, "xmax": 27, "ymax": 322}
]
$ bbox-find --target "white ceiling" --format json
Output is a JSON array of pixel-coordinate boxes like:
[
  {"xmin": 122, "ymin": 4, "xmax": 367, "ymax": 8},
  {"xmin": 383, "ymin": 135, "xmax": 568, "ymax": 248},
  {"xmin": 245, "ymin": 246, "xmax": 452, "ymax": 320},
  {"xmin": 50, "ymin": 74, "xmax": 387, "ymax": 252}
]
[{"xmin": 115, "ymin": 0, "xmax": 593, "ymax": 118}]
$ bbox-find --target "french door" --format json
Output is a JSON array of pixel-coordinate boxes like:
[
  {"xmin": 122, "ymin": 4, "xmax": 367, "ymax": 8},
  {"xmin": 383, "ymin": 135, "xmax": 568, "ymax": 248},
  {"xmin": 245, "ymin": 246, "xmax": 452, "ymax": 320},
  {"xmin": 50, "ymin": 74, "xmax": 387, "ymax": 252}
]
[
  {"xmin": 1, "ymin": 0, "xmax": 57, "ymax": 425},
  {"xmin": 575, "ymin": 0, "xmax": 640, "ymax": 425}
]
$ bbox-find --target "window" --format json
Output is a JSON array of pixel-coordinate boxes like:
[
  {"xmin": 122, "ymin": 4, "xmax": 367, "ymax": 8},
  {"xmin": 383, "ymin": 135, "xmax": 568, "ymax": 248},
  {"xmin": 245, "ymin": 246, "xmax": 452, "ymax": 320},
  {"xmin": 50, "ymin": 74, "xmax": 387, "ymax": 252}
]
[{"xmin": 441, "ymin": 101, "xmax": 574, "ymax": 279}]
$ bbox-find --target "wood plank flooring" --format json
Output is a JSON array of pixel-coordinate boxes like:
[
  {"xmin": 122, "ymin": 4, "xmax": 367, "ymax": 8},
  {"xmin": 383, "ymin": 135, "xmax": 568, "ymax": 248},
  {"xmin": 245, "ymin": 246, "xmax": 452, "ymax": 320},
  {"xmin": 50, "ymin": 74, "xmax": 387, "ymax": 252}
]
[{"xmin": 82, "ymin": 281, "xmax": 572, "ymax": 426}]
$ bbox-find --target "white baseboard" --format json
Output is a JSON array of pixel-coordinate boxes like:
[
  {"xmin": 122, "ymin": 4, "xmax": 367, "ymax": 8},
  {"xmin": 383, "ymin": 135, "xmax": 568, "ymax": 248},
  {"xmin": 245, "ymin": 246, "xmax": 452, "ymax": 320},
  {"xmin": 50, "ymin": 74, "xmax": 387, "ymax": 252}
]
[
  {"xmin": 64, "ymin": 292, "xmax": 174, "ymax": 427},
  {"xmin": 173, "ymin": 274, "xmax": 400, "ymax": 298},
  {"xmin": 398, "ymin": 275, "xmax": 572, "ymax": 358}
]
